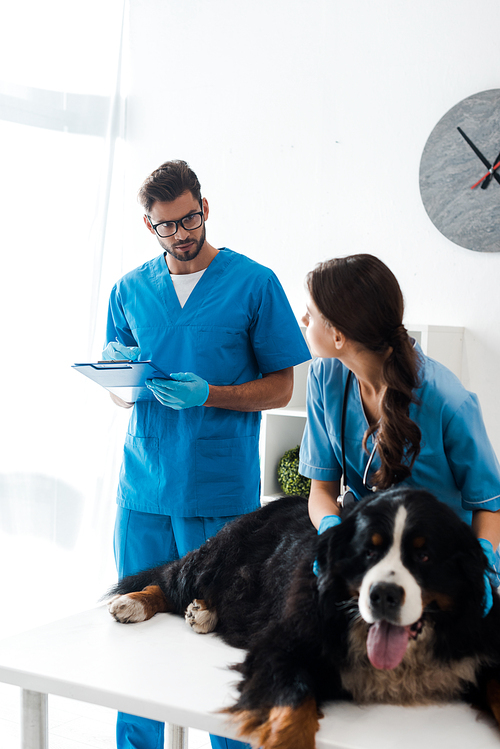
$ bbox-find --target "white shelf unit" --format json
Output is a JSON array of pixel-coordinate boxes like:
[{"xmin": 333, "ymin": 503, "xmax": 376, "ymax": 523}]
[
  {"xmin": 406, "ymin": 324, "xmax": 464, "ymax": 381},
  {"xmin": 260, "ymin": 324, "xmax": 464, "ymax": 503}
]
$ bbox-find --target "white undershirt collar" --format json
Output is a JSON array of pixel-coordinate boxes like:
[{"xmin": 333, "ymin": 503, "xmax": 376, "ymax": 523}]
[{"xmin": 169, "ymin": 268, "xmax": 206, "ymax": 307}]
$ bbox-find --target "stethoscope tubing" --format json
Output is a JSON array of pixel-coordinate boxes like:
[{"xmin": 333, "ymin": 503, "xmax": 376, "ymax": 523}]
[{"xmin": 340, "ymin": 369, "xmax": 377, "ymax": 498}]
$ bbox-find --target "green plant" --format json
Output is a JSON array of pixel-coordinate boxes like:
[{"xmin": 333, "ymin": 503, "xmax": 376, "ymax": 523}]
[{"xmin": 277, "ymin": 446, "xmax": 311, "ymax": 497}]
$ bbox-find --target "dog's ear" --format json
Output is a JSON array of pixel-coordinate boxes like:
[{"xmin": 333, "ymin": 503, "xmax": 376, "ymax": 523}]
[
  {"xmin": 420, "ymin": 502, "xmax": 490, "ymax": 616},
  {"xmin": 453, "ymin": 531, "xmax": 492, "ymax": 615},
  {"xmin": 315, "ymin": 514, "xmax": 357, "ymax": 603}
]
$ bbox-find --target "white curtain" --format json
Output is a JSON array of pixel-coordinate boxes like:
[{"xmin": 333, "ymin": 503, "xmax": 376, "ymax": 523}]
[{"xmin": 0, "ymin": 0, "xmax": 128, "ymax": 637}]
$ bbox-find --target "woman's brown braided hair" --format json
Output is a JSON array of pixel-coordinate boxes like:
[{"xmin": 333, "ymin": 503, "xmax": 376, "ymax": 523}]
[{"xmin": 306, "ymin": 254, "xmax": 422, "ymax": 490}]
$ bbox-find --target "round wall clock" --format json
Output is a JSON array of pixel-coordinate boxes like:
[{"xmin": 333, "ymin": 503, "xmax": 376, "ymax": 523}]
[{"xmin": 419, "ymin": 88, "xmax": 500, "ymax": 252}]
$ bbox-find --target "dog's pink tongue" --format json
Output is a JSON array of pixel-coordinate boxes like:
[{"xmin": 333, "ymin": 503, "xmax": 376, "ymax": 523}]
[{"xmin": 366, "ymin": 621, "xmax": 410, "ymax": 670}]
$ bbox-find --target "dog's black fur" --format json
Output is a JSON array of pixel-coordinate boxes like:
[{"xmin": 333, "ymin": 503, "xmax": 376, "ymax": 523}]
[{"xmin": 107, "ymin": 488, "xmax": 500, "ymax": 748}]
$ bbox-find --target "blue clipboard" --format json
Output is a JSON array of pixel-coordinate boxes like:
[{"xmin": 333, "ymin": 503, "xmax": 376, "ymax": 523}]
[{"xmin": 72, "ymin": 360, "xmax": 170, "ymax": 402}]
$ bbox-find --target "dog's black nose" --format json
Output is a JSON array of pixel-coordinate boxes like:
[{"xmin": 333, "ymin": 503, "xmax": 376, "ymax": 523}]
[{"xmin": 369, "ymin": 582, "xmax": 404, "ymax": 618}]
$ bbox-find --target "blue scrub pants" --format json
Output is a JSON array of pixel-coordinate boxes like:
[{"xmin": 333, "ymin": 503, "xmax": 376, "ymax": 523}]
[{"xmin": 114, "ymin": 507, "xmax": 252, "ymax": 749}]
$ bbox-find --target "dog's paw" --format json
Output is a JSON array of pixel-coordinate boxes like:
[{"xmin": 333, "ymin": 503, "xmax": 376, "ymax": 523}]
[
  {"xmin": 108, "ymin": 594, "xmax": 148, "ymax": 623},
  {"xmin": 185, "ymin": 599, "xmax": 218, "ymax": 634}
]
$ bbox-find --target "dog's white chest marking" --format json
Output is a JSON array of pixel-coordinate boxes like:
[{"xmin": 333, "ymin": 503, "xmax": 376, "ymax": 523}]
[{"xmin": 358, "ymin": 506, "xmax": 423, "ymax": 626}]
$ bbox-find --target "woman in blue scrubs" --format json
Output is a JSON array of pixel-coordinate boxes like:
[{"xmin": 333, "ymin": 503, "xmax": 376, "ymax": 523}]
[
  {"xmin": 298, "ymin": 254, "xmax": 500, "ymax": 596},
  {"xmin": 105, "ymin": 160, "xmax": 310, "ymax": 749}
]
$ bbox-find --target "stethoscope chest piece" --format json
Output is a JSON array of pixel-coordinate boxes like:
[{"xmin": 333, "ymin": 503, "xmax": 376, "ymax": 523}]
[{"xmin": 337, "ymin": 489, "xmax": 357, "ymax": 510}]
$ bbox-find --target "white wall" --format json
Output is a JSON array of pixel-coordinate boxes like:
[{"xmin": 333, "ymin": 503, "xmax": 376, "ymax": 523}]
[{"xmin": 121, "ymin": 0, "xmax": 500, "ymax": 451}]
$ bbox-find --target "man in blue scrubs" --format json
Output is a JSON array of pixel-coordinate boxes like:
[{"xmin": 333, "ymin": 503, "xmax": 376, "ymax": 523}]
[{"xmin": 104, "ymin": 160, "xmax": 310, "ymax": 749}]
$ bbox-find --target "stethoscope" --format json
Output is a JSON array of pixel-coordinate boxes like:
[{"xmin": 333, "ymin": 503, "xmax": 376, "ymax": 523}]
[{"xmin": 338, "ymin": 370, "xmax": 378, "ymax": 509}]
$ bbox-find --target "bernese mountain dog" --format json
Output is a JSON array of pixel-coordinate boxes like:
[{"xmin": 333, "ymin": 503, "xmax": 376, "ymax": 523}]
[{"xmin": 106, "ymin": 488, "xmax": 500, "ymax": 749}]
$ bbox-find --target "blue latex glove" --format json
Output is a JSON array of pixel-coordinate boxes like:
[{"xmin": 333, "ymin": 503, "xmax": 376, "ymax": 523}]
[
  {"xmin": 101, "ymin": 341, "xmax": 141, "ymax": 361},
  {"xmin": 479, "ymin": 538, "xmax": 498, "ymax": 617},
  {"xmin": 313, "ymin": 515, "xmax": 342, "ymax": 576},
  {"xmin": 146, "ymin": 372, "xmax": 209, "ymax": 410},
  {"xmin": 318, "ymin": 515, "xmax": 342, "ymax": 534}
]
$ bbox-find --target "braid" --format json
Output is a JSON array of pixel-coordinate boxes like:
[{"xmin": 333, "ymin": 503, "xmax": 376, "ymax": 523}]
[
  {"xmin": 308, "ymin": 255, "xmax": 423, "ymax": 492},
  {"xmin": 363, "ymin": 326, "xmax": 422, "ymax": 489}
]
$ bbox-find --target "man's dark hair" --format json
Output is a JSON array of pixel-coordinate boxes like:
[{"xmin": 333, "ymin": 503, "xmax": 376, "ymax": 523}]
[{"xmin": 138, "ymin": 160, "xmax": 202, "ymax": 213}]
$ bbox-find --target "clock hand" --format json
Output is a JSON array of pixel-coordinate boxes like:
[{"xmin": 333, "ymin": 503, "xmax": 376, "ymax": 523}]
[
  {"xmin": 457, "ymin": 127, "xmax": 492, "ymax": 168},
  {"xmin": 471, "ymin": 159, "xmax": 500, "ymax": 190},
  {"xmin": 457, "ymin": 127, "xmax": 500, "ymax": 187},
  {"xmin": 480, "ymin": 150, "xmax": 500, "ymax": 190}
]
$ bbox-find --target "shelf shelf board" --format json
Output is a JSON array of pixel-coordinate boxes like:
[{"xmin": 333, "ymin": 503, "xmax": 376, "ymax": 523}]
[
  {"xmin": 261, "ymin": 493, "xmax": 283, "ymax": 505},
  {"xmin": 265, "ymin": 407, "xmax": 307, "ymax": 417}
]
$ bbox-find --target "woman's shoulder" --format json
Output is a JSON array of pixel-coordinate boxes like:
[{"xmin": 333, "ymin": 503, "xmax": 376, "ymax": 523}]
[
  {"xmin": 310, "ymin": 356, "xmax": 342, "ymax": 373},
  {"xmin": 310, "ymin": 357, "xmax": 349, "ymax": 386},
  {"xmin": 417, "ymin": 351, "xmax": 474, "ymax": 414}
]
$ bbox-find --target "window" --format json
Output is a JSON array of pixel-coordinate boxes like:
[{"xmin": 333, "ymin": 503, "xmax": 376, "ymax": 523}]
[{"xmin": 0, "ymin": 0, "xmax": 126, "ymax": 635}]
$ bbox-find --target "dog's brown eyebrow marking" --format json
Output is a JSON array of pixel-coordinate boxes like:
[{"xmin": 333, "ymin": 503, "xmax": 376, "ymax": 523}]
[
  {"xmin": 412, "ymin": 536, "xmax": 426, "ymax": 548},
  {"xmin": 423, "ymin": 590, "xmax": 454, "ymax": 611},
  {"xmin": 371, "ymin": 533, "xmax": 383, "ymax": 546}
]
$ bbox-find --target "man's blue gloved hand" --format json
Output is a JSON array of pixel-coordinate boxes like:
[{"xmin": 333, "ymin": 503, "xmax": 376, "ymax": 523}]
[
  {"xmin": 313, "ymin": 515, "xmax": 342, "ymax": 577},
  {"xmin": 479, "ymin": 538, "xmax": 499, "ymax": 617},
  {"xmin": 102, "ymin": 341, "xmax": 141, "ymax": 361},
  {"xmin": 146, "ymin": 372, "xmax": 209, "ymax": 410}
]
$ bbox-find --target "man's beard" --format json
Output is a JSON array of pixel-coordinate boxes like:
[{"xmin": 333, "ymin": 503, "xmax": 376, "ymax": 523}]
[{"xmin": 163, "ymin": 225, "xmax": 206, "ymax": 263}]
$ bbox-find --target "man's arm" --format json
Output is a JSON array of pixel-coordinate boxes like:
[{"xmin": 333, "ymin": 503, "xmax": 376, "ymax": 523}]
[
  {"xmin": 110, "ymin": 367, "xmax": 294, "ymax": 411},
  {"xmin": 205, "ymin": 367, "xmax": 294, "ymax": 411}
]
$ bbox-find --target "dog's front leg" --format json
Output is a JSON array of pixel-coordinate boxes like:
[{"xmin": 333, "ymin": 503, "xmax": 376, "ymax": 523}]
[
  {"xmin": 185, "ymin": 599, "xmax": 218, "ymax": 633},
  {"xmin": 108, "ymin": 585, "xmax": 171, "ymax": 623}
]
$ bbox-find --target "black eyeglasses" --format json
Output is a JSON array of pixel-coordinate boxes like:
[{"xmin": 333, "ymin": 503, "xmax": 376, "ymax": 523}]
[{"xmin": 147, "ymin": 209, "xmax": 204, "ymax": 238}]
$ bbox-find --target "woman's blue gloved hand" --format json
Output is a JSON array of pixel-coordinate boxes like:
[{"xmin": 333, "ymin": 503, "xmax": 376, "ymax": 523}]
[
  {"xmin": 146, "ymin": 372, "xmax": 209, "ymax": 410},
  {"xmin": 318, "ymin": 515, "xmax": 342, "ymax": 534},
  {"xmin": 313, "ymin": 515, "xmax": 342, "ymax": 576},
  {"xmin": 479, "ymin": 538, "xmax": 499, "ymax": 617},
  {"xmin": 101, "ymin": 341, "xmax": 141, "ymax": 361}
]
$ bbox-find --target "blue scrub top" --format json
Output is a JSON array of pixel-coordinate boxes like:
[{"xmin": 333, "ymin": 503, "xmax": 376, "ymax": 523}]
[
  {"xmin": 106, "ymin": 248, "xmax": 310, "ymax": 517},
  {"xmin": 299, "ymin": 344, "xmax": 500, "ymax": 524}
]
